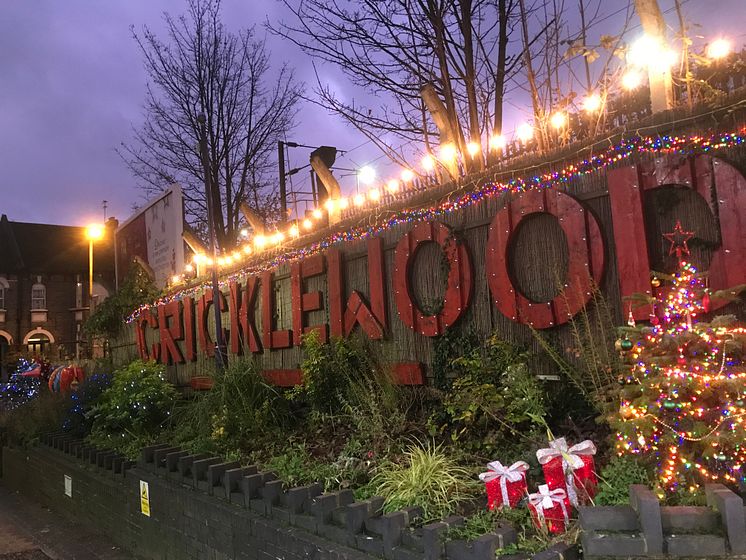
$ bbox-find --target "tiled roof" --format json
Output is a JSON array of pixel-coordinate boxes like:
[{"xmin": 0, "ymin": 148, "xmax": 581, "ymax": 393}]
[{"xmin": 0, "ymin": 215, "xmax": 115, "ymax": 274}]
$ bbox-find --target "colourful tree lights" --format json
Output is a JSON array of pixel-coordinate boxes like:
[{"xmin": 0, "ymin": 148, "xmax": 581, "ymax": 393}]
[{"xmin": 613, "ymin": 225, "xmax": 746, "ymax": 492}]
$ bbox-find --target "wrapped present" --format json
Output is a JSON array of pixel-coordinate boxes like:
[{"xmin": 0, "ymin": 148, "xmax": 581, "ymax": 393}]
[
  {"xmin": 528, "ymin": 484, "xmax": 571, "ymax": 534},
  {"xmin": 536, "ymin": 437, "xmax": 597, "ymax": 507},
  {"xmin": 478, "ymin": 460, "xmax": 529, "ymax": 509}
]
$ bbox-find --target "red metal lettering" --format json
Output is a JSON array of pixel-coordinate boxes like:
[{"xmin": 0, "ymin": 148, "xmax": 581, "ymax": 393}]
[
  {"xmin": 291, "ymin": 254, "xmax": 327, "ymax": 345},
  {"xmin": 262, "ymin": 271, "xmax": 292, "ymax": 349},
  {"xmin": 183, "ymin": 296, "xmax": 197, "ymax": 362},
  {"xmin": 157, "ymin": 300, "xmax": 184, "ymax": 364},
  {"xmin": 328, "ymin": 237, "xmax": 387, "ymax": 339},
  {"xmin": 197, "ymin": 288, "xmax": 228, "ymax": 357},
  {"xmin": 229, "ymin": 278, "xmax": 262, "ymax": 354},
  {"xmin": 486, "ymin": 189, "xmax": 605, "ymax": 328},
  {"xmin": 393, "ymin": 221, "xmax": 473, "ymax": 337},
  {"xmin": 261, "ymin": 369, "xmax": 302, "ymax": 387},
  {"xmin": 392, "ymin": 362, "xmax": 424, "ymax": 385}
]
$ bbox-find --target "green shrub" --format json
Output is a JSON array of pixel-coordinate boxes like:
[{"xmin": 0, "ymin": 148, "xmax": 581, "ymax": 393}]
[
  {"xmin": 172, "ymin": 356, "xmax": 288, "ymax": 457},
  {"xmin": 0, "ymin": 391, "xmax": 66, "ymax": 446},
  {"xmin": 85, "ymin": 264, "xmax": 160, "ymax": 340},
  {"xmin": 595, "ymin": 455, "xmax": 653, "ymax": 505},
  {"xmin": 428, "ymin": 335, "xmax": 546, "ymax": 458},
  {"xmin": 87, "ymin": 360, "xmax": 177, "ymax": 458},
  {"xmin": 371, "ymin": 441, "xmax": 477, "ymax": 522}
]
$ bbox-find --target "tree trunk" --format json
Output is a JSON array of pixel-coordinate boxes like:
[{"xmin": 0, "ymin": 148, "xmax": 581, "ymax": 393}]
[
  {"xmin": 459, "ymin": 0, "xmax": 483, "ymax": 171},
  {"xmin": 493, "ymin": 0, "xmax": 509, "ymax": 137},
  {"xmin": 634, "ymin": 0, "xmax": 674, "ymax": 112},
  {"xmin": 518, "ymin": 0, "xmax": 545, "ymax": 151}
]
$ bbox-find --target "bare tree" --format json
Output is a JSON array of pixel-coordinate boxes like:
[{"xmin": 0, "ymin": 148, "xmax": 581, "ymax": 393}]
[
  {"xmin": 121, "ymin": 0, "xmax": 301, "ymax": 248},
  {"xmin": 270, "ymin": 0, "xmax": 522, "ymax": 171}
]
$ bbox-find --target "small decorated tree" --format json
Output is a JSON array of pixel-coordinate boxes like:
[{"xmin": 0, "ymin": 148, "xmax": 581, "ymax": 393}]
[{"xmin": 613, "ymin": 222, "xmax": 746, "ymax": 492}]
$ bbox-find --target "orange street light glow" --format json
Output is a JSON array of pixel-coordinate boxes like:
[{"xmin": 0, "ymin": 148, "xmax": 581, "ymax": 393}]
[
  {"xmin": 86, "ymin": 224, "xmax": 104, "ymax": 241},
  {"xmin": 401, "ymin": 169, "xmax": 415, "ymax": 182}
]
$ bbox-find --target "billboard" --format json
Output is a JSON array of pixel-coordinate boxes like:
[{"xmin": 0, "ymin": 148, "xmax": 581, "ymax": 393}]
[{"xmin": 116, "ymin": 185, "xmax": 185, "ymax": 289}]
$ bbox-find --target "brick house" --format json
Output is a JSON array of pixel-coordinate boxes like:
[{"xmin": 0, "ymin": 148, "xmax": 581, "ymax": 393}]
[{"xmin": 0, "ymin": 214, "xmax": 116, "ymax": 379}]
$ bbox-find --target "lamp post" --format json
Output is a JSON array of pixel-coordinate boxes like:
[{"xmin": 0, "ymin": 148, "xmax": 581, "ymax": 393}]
[{"xmin": 85, "ymin": 224, "xmax": 104, "ymax": 309}]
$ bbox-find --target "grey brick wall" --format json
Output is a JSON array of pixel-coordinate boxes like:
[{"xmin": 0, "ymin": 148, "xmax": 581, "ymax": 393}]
[{"xmin": 2, "ymin": 445, "xmax": 375, "ymax": 560}]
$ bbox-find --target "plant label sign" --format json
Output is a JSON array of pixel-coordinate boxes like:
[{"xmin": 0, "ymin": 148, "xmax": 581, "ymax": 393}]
[
  {"xmin": 140, "ymin": 480, "xmax": 151, "ymax": 517},
  {"xmin": 64, "ymin": 474, "xmax": 72, "ymax": 497}
]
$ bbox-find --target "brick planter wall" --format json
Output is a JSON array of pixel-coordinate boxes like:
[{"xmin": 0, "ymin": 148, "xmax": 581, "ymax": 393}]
[
  {"xmin": 1, "ymin": 436, "xmax": 577, "ymax": 560},
  {"xmin": 581, "ymin": 484, "xmax": 746, "ymax": 559}
]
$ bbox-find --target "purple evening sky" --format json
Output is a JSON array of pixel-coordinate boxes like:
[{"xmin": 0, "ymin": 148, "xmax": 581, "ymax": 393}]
[{"xmin": 0, "ymin": 1, "xmax": 744, "ymax": 227}]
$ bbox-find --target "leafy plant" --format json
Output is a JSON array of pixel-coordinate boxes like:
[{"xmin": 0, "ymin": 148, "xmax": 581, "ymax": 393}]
[
  {"xmin": 371, "ymin": 440, "xmax": 477, "ymax": 522},
  {"xmin": 84, "ymin": 263, "xmax": 160, "ymax": 340},
  {"xmin": 429, "ymin": 335, "xmax": 546, "ymax": 458},
  {"xmin": 87, "ymin": 360, "xmax": 177, "ymax": 458},
  {"xmin": 62, "ymin": 373, "xmax": 112, "ymax": 437},
  {"xmin": 172, "ymin": 356, "xmax": 287, "ymax": 457},
  {"xmin": 595, "ymin": 456, "xmax": 653, "ymax": 505},
  {"xmin": 531, "ymin": 285, "xmax": 623, "ymax": 417},
  {"xmin": 0, "ymin": 391, "xmax": 66, "ymax": 446}
]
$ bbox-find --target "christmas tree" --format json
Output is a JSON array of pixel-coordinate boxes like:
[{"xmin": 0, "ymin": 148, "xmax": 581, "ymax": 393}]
[{"xmin": 613, "ymin": 222, "xmax": 746, "ymax": 492}]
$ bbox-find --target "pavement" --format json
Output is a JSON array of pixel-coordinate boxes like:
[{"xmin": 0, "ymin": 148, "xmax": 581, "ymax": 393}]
[{"xmin": 0, "ymin": 486, "xmax": 137, "ymax": 560}]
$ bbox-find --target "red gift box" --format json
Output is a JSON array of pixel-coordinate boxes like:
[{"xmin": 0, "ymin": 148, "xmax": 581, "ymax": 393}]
[
  {"xmin": 478, "ymin": 460, "xmax": 529, "ymax": 509},
  {"xmin": 536, "ymin": 437, "xmax": 597, "ymax": 507},
  {"xmin": 528, "ymin": 485, "xmax": 571, "ymax": 534}
]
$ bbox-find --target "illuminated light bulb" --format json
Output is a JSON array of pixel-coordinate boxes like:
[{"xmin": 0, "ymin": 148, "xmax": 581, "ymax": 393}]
[
  {"xmin": 338, "ymin": 197, "xmax": 349, "ymax": 210},
  {"xmin": 707, "ymin": 38, "xmax": 732, "ymax": 60},
  {"xmin": 272, "ymin": 231, "xmax": 284, "ymax": 244},
  {"xmin": 628, "ymin": 35, "xmax": 676, "ymax": 72},
  {"xmin": 324, "ymin": 198, "xmax": 336, "ymax": 211},
  {"xmin": 302, "ymin": 218, "xmax": 313, "ymax": 230},
  {"xmin": 466, "ymin": 142, "xmax": 481, "ymax": 157},
  {"xmin": 204, "ymin": 257, "xmax": 213, "ymax": 266},
  {"xmin": 489, "ymin": 134, "xmax": 506, "ymax": 151},
  {"xmin": 193, "ymin": 254, "xmax": 205, "ymax": 264},
  {"xmin": 240, "ymin": 228, "xmax": 249, "ymax": 238},
  {"xmin": 353, "ymin": 193, "xmax": 365, "ymax": 206},
  {"xmin": 185, "ymin": 263, "xmax": 194, "ymax": 273},
  {"xmin": 86, "ymin": 223, "xmax": 104, "ymax": 241},
  {"xmin": 422, "ymin": 154, "xmax": 435, "ymax": 171},
  {"xmin": 622, "ymin": 70, "xmax": 643, "ymax": 90},
  {"xmin": 312, "ymin": 208, "xmax": 323, "ymax": 220},
  {"xmin": 232, "ymin": 252, "xmax": 240, "ymax": 261},
  {"xmin": 242, "ymin": 245, "xmax": 252, "ymax": 255},
  {"xmin": 253, "ymin": 234, "xmax": 267, "ymax": 249},
  {"xmin": 550, "ymin": 112, "xmax": 568, "ymax": 130},
  {"xmin": 217, "ymin": 257, "xmax": 226, "ymax": 266},
  {"xmin": 401, "ymin": 169, "xmax": 415, "ymax": 182},
  {"xmin": 583, "ymin": 92, "xmax": 603, "ymax": 113},
  {"xmin": 289, "ymin": 224, "xmax": 299, "ymax": 237},
  {"xmin": 368, "ymin": 188, "xmax": 381, "ymax": 202},
  {"xmin": 439, "ymin": 143, "xmax": 457, "ymax": 161},
  {"xmin": 171, "ymin": 275, "xmax": 181, "ymax": 284},
  {"xmin": 358, "ymin": 165, "xmax": 376, "ymax": 185},
  {"xmin": 386, "ymin": 179, "xmax": 399, "ymax": 193},
  {"xmin": 516, "ymin": 122, "xmax": 533, "ymax": 143}
]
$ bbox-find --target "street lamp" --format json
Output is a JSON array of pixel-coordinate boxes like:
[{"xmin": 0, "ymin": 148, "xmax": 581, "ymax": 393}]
[{"xmin": 85, "ymin": 224, "xmax": 104, "ymax": 307}]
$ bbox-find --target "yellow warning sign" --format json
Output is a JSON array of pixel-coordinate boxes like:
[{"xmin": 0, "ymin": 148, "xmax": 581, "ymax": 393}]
[{"xmin": 140, "ymin": 480, "xmax": 151, "ymax": 517}]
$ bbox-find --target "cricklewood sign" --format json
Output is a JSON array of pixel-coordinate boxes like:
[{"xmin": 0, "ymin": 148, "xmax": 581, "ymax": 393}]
[{"xmin": 133, "ymin": 154, "xmax": 746, "ymax": 384}]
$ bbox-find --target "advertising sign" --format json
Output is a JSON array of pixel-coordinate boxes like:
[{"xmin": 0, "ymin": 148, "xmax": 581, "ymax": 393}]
[{"xmin": 116, "ymin": 185, "xmax": 185, "ymax": 289}]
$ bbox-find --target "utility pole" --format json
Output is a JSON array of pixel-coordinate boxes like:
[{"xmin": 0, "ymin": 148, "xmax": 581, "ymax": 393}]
[
  {"xmin": 278, "ymin": 141, "xmax": 288, "ymax": 226},
  {"xmin": 198, "ymin": 114, "xmax": 227, "ymax": 372}
]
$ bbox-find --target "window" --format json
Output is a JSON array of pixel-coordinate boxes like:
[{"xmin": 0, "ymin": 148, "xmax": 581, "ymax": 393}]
[
  {"xmin": 27, "ymin": 332, "xmax": 50, "ymax": 353},
  {"xmin": 31, "ymin": 283, "xmax": 46, "ymax": 310},
  {"xmin": 0, "ymin": 276, "xmax": 7, "ymax": 310}
]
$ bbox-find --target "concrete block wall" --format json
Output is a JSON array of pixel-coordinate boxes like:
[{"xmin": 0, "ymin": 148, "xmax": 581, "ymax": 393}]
[
  {"xmin": 581, "ymin": 484, "xmax": 746, "ymax": 559},
  {"xmin": 1, "ymin": 434, "xmax": 576, "ymax": 560}
]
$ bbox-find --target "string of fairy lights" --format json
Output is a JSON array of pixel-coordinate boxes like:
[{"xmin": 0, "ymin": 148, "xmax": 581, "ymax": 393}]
[
  {"xmin": 616, "ymin": 260, "xmax": 746, "ymax": 489},
  {"xmin": 127, "ymin": 127, "xmax": 746, "ymax": 323},
  {"xmin": 162, "ymin": 34, "xmax": 739, "ymax": 288}
]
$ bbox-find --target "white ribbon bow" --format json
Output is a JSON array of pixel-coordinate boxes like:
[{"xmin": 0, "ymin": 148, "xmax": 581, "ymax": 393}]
[
  {"xmin": 535, "ymin": 438, "xmax": 596, "ymax": 506},
  {"xmin": 528, "ymin": 484, "xmax": 569, "ymax": 527},
  {"xmin": 479, "ymin": 461, "xmax": 529, "ymax": 507}
]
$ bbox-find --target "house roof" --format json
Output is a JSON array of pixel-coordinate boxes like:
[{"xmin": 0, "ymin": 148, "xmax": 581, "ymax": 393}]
[{"xmin": 0, "ymin": 214, "xmax": 115, "ymax": 275}]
